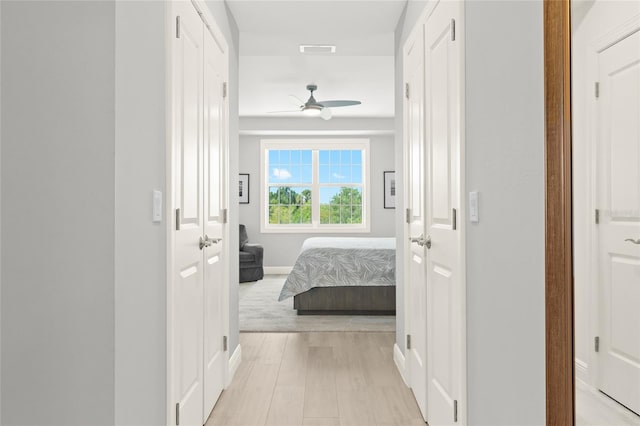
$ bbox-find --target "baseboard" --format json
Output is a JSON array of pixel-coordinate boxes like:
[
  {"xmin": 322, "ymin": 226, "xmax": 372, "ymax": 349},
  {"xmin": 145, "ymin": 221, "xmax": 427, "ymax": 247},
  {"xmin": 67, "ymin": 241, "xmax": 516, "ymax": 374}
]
[
  {"xmin": 575, "ymin": 358, "xmax": 589, "ymax": 383},
  {"xmin": 227, "ymin": 344, "xmax": 242, "ymax": 386},
  {"xmin": 394, "ymin": 343, "xmax": 409, "ymax": 386},
  {"xmin": 264, "ymin": 266, "xmax": 292, "ymax": 275}
]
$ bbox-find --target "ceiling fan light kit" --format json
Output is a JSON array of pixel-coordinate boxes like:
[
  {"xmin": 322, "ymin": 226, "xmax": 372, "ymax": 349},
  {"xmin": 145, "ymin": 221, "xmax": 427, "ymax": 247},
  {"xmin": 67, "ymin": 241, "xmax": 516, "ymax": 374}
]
[{"xmin": 267, "ymin": 84, "xmax": 361, "ymax": 120}]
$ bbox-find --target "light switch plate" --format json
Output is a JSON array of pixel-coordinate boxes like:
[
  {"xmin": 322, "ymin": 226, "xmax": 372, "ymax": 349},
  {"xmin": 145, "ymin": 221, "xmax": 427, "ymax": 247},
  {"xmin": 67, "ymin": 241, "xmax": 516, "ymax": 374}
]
[
  {"xmin": 153, "ymin": 190, "xmax": 163, "ymax": 223},
  {"xmin": 469, "ymin": 191, "xmax": 479, "ymax": 223}
]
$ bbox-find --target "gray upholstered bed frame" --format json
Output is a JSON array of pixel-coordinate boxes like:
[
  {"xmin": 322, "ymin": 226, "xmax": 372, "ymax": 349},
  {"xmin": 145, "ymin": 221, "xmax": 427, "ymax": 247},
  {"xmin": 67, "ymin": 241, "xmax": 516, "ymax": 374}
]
[{"xmin": 293, "ymin": 286, "xmax": 396, "ymax": 315}]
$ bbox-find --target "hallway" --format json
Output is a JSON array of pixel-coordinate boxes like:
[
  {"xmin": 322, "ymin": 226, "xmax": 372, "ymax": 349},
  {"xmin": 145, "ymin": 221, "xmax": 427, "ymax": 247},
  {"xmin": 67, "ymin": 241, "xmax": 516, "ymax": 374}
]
[{"xmin": 206, "ymin": 332, "xmax": 423, "ymax": 426}]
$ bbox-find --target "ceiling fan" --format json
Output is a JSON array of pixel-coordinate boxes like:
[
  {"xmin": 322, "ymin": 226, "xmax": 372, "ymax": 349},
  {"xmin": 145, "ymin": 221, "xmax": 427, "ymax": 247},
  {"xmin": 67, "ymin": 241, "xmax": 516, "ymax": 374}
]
[{"xmin": 268, "ymin": 84, "xmax": 361, "ymax": 120}]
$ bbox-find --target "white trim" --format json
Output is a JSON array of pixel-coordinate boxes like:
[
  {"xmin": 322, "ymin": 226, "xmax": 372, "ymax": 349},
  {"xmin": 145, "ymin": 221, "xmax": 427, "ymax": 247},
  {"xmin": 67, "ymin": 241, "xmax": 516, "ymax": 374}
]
[
  {"xmin": 259, "ymin": 138, "xmax": 371, "ymax": 234},
  {"xmin": 592, "ymin": 12, "xmax": 640, "ymax": 53},
  {"xmin": 226, "ymin": 344, "xmax": 242, "ymax": 387},
  {"xmin": 394, "ymin": 343, "xmax": 409, "ymax": 387},
  {"xmin": 576, "ymin": 358, "xmax": 590, "ymax": 384},
  {"xmin": 263, "ymin": 266, "xmax": 293, "ymax": 275}
]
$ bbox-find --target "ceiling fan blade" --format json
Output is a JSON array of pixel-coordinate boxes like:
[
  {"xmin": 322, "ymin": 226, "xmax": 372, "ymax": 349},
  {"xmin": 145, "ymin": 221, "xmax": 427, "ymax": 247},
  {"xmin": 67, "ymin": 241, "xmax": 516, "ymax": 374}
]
[
  {"xmin": 320, "ymin": 107, "xmax": 332, "ymax": 121},
  {"xmin": 288, "ymin": 95, "xmax": 305, "ymax": 108},
  {"xmin": 317, "ymin": 100, "xmax": 361, "ymax": 108},
  {"xmin": 267, "ymin": 110, "xmax": 301, "ymax": 114}
]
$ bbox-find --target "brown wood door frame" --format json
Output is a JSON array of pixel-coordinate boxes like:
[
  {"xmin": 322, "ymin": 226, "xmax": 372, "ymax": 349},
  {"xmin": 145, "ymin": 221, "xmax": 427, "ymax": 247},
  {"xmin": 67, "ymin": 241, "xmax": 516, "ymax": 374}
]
[{"xmin": 544, "ymin": 0, "xmax": 575, "ymax": 424}]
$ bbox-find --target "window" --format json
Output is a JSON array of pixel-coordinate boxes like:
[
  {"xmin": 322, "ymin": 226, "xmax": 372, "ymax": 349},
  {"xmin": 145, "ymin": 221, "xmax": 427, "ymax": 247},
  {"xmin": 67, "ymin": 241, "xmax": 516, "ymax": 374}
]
[{"xmin": 261, "ymin": 139, "xmax": 370, "ymax": 232}]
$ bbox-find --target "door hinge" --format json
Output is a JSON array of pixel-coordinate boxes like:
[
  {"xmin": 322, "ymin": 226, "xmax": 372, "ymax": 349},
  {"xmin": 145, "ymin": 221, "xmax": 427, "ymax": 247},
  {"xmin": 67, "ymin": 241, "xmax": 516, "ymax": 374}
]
[
  {"xmin": 454, "ymin": 400, "xmax": 458, "ymax": 422},
  {"xmin": 176, "ymin": 16, "xmax": 181, "ymax": 39},
  {"xmin": 176, "ymin": 402, "xmax": 180, "ymax": 425},
  {"xmin": 595, "ymin": 209, "xmax": 600, "ymax": 224},
  {"xmin": 595, "ymin": 82, "xmax": 600, "ymax": 98},
  {"xmin": 406, "ymin": 208, "xmax": 412, "ymax": 224},
  {"xmin": 451, "ymin": 18, "xmax": 456, "ymax": 41},
  {"xmin": 175, "ymin": 208, "xmax": 181, "ymax": 231},
  {"xmin": 406, "ymin": 334, "xmax": 411, "ymax": 350},
  {"xmin": 223, "ymin": 335, "xmax": 228, "ymax": 352},
  {"xmin": 452, "ymin": 208, "xmax": 457, "ymax": 230},
  {"xmin": 223, "ymin": 82, "xmax": 228, "ymax": 99},
  {"xmin": 595, "ymin": 336, "xmax": 600, "ymax": 352},
  {"xmin": 405, "ymin": 83, "xmax": 410, "ymax": 99},
  {"xmin": 221, "ymin": 208, "xmax": 228, "ymax": 224}
]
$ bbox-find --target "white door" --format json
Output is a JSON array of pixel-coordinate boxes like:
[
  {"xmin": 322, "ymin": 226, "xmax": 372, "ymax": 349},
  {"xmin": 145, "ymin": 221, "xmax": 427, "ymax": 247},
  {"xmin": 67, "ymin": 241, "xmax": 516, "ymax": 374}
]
[
  {"xmin": 596, "ymin": 29, "xmax": 640, "ymax": 415},
  {"xmin": 424, "ymin": 1, "xmax": 463, "ymax": 424},
  {"xmin": 202, "ymin": 25, "xmax": 227, "ymax": 420},
  {"xmin": 173, "ymin": 1, "xmax": 205, "ymax": 425},
  {"xmin": 404, "ymin": 28, "xmax": 428, "ymax": 421}
]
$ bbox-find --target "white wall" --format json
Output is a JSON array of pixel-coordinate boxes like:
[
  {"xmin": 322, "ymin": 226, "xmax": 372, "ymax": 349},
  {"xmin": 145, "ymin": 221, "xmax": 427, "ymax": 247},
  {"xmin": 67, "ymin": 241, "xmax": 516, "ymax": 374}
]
[
  {"xmin": 238, "ymin": 130, "xmax": 396, "ymax": 267},
  {"xmin": 571, "ymin": 0, "xmax": 640, "ymax": 385},
  {"xmin": 114, "ymin": 2, "xmax": 167, "ymax": 424},
  {"xmin": 1, "ymin": 1, "xmax": 239, "ymax": 424},
  {"xmin": 464, "ymin": 1, "xmax": 545, "ymax": 424},
  {"xmin": 1, "ymin": 2, "xmax": 116, "ymax": 424}
]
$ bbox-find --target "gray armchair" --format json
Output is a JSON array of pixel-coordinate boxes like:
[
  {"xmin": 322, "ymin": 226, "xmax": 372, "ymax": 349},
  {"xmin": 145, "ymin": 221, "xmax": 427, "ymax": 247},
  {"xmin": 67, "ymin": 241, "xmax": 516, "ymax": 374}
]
[{"xmin": 239, "ymin": 224, "xmax": 264, "ymax": 282}]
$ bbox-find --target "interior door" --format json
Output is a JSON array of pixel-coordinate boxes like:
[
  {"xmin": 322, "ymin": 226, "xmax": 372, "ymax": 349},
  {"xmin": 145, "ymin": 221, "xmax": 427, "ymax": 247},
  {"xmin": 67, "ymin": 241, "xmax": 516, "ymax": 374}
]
[
  {"xmin": 404, "ymin": 28, "xmax": 428, "ymax": 421},
  {"xmin": 202, "ymin": 25, "xmax": 227, "ymax": 420},
  {"xmin": 596, "ymin": 29, "xmax": 640, "ymax": 415},
  {"xmin": 424, "ymin": 1, "xmax": 462, "ymax": 424},
  {"xmin": 173, "ymin": 1, "xmax": 205, "ymax": 425}
]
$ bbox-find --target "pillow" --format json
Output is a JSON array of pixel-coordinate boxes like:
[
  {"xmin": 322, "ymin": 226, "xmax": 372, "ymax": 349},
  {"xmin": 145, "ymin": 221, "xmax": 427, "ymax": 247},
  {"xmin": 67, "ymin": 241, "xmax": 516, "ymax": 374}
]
[{"xmin": 239, "ymin": 224, "xmax": 249, "ymax": 250}]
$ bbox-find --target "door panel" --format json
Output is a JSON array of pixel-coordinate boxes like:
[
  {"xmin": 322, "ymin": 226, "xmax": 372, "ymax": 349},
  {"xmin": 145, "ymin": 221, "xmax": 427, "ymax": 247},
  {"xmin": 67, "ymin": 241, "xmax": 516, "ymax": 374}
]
[
  {"xmin": 173, "ymin": 1, "xmax": 205, "ymax": 425},
  {"xmin": 425, "ymin": 1, "xmax": 462, "ymax": 425},
  {"xmin": 597, "ymin": 29, "xmax": 640, "ymax": 415},
  {"xmin": 202, "ymin": 25, "xmax": 227, "ymax": 420},
  {"xmin": 404, "ymin": 28, "xmax": 428, "ymax": 421}
]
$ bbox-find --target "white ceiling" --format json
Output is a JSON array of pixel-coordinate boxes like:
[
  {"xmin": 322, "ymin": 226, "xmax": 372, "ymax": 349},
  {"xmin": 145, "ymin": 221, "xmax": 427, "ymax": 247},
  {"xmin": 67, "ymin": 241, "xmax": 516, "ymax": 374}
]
[{"xmin": 226, "ymin": 0, "xmax": 407, "ymax": 118}]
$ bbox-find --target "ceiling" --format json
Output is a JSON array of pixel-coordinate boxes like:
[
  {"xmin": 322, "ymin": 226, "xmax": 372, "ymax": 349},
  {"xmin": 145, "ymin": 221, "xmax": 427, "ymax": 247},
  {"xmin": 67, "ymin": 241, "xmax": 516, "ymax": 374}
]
[{"xmin": 225, "ymin": 0, "xmax": 407, "ymax": 118}]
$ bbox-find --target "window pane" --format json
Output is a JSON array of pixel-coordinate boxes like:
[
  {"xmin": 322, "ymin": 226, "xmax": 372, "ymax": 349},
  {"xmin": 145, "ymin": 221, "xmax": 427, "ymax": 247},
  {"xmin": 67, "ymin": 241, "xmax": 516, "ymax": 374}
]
[
  {"xmin": 279, "ymin": 150, "xmax": 290, "ymax": 164},
  {"xmin": 331, "ymin": 165, "xmax": 345, "ymax": 183},
  {"xmin": 269, "ymin": 150, "xmax": 279, "ymax": 164},
  {"xmin": 268, "ymin": 186, "xmax": 312, "ymax": 225},
  {"xmin": 341, "ymin": 150, "xmax": 351, "ymax": 164},
  {"xmin": 319, "ymin": 186, "xmax": 363, "ymax": 224},
  {"xmin": 290, "ymin": 150, "xmax": 301, "ymax": 166},
  {"xmin": 319, "ymin": 150, "xmax": 330, "ymax": 164},
  {"xmin": 351, "ymin": 206, "xmax": 362, "ymax": 224},
  {"xmin": 290, "ymin": 165, "xmax": 300, "ymax": 183},
  {"xmin": 319, "ymin": 164, "xmax": 330, "ymax": 183},
  {"xmin": 302, "ymin": 165, "xmax": 312, "ymax": 183},
  {"xmin": 352, "ymin": 150, "xmax": 362, "ymax": 164},
  {"xmin": 330, "ymin": 150, "xmax": 341, "ymax": 164},
  {"xmin": 302, "ymin": 150, "xmax": 312, "ymax": 165},
  {"xmin": 351, "ymin": 165, "xmax": 362, "ymax": 183}
]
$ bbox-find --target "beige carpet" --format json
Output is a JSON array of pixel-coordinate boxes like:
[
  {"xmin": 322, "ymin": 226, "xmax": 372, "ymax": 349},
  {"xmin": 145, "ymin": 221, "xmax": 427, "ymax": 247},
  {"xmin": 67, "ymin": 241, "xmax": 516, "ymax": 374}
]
[{"xmin": 239, "ymin": 275, "xmax": 396, "ymax": 332}]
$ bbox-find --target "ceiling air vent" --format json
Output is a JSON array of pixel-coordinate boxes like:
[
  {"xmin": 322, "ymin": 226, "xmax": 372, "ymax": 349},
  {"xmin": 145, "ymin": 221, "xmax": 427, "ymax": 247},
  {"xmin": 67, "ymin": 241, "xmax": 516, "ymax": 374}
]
[{"xmin": 299, "ymin": 44, "xmax": 336, "ymax": 54}]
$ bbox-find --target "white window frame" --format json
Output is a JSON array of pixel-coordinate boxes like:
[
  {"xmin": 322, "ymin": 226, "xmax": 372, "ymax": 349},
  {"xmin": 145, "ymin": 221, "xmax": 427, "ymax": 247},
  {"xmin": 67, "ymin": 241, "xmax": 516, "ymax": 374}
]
[{"xmin": 260, "ymin": 138, "xmax": 371, "ymax": 233}]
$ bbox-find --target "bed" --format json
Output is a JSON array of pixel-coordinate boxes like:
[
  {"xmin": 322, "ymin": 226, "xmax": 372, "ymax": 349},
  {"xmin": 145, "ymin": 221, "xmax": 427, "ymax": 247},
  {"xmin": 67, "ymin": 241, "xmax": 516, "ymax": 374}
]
[{"xmin": 278, "ymin": 237, "xmax": 396, "ymax": 315}]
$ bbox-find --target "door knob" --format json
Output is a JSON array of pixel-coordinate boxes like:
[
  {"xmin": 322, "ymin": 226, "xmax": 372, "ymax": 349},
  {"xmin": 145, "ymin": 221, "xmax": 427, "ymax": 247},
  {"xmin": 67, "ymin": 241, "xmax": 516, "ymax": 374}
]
[
  {"xmin": 410, "ymin": 234, "xmax": 432, "ymax": 249},
  {"xmin": 199, "ymin": 236, "xmax": 212, "ymax": 250},
  {"xmin": 625, "ymin": 238, "xmax": 640, "ymax": 245}
]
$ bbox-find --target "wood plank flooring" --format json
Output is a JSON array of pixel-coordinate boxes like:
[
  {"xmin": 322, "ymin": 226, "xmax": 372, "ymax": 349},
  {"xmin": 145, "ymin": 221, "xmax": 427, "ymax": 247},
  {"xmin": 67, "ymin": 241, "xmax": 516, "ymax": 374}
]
[{"xmin": 206, "ymin": 332, "xmax": 424, "ymax": 426}]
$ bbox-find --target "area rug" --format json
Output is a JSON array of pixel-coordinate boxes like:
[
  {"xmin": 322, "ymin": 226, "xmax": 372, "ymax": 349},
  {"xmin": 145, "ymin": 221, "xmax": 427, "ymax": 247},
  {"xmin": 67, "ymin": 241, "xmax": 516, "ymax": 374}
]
[{"xmin": 239, "ymin": 275, "xmax": 396, "ymax": 332}]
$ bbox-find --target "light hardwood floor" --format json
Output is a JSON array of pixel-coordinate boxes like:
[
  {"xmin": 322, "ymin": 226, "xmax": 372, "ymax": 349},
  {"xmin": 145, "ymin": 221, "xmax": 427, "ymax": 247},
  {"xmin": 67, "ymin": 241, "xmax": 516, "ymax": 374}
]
[{"xmin": 206, "ymin": 332, "xmax": 425, "ymax": 426}]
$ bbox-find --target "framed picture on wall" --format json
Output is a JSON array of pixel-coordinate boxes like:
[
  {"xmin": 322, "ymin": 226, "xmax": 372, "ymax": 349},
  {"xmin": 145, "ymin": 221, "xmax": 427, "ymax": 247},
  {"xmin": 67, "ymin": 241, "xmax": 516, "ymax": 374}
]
[
  {"xmin": 384, "ymin": 171, "xmax": 396, "ymax": 209},
  {"xmin": 239, "ymin": 174, "xmax": 250, "ymax": 204}
]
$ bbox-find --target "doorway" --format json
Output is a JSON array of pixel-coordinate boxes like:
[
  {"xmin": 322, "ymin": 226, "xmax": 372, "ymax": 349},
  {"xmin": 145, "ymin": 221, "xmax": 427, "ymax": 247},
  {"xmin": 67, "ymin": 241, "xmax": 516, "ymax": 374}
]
[{"xmin": 545, "ymin": 1, "xmax": 640, "ymax": 423}]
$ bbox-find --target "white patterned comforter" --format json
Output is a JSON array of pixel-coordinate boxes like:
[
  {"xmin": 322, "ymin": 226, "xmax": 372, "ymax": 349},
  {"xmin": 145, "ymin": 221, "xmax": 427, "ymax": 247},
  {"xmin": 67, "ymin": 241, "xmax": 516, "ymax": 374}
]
[{"xmin": 278, "ymin": 237, "xmax": 396, "ymax": 301}]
